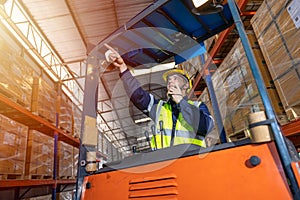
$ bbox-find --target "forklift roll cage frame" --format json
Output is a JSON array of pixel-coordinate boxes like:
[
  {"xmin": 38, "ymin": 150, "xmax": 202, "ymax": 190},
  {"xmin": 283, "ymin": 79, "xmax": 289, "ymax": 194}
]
[{"xmin": 75, "ymin": 0, "xmax": 300, "ymax": 199}]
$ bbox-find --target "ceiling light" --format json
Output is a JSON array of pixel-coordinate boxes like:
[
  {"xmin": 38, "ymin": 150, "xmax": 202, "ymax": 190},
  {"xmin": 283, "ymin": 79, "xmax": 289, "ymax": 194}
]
[
  {"xmin": 192, "ymin": 0, "xmax": 209, "ymax": 8},
  {"xmin": 132, "ymin": 62, "xmax": 175, "ymax": 77},
  {"xmin": 191, "ymin": 0, "xmax": 224, "ymax": 15}
]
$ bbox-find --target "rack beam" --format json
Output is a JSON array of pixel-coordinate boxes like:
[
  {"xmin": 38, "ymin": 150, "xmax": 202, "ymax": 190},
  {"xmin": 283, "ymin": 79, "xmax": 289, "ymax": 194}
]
[
  {"xmin": 0, "ymin": 93, "xmax": 79, "ymax": 148},
  {"xmin": 282, "ymin": 119, "xmax": 300, "ymax": 136},
  {"xmin": 0, "ymin": 179, "xmax": 76, "ymax": 188}
]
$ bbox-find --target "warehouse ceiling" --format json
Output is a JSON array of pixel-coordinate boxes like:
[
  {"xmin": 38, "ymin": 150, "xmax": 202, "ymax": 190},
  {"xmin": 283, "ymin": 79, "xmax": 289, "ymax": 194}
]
[
  {"xmin": 1, "ymin": 0, "xmax": 265, "ymax": 156},
  {"xmin": 15, "ymin": 0, "xmax": 155, "ymax": 154},
  {"xmin": 20, "ymin": 0, "xmax": 153, "ymax": 61}
]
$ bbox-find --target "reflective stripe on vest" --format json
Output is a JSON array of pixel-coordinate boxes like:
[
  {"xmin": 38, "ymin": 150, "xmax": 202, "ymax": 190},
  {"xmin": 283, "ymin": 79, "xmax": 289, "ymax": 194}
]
[{"xmin": 150, "ymin": 100, "xmax": 205, "ymax": 149}]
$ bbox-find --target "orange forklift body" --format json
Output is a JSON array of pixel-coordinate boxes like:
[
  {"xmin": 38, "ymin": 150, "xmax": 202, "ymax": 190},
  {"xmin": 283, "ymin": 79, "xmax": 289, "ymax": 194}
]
[{"xmin": 81, "ymin": 142, "xmax": 293, "ymax": 200}]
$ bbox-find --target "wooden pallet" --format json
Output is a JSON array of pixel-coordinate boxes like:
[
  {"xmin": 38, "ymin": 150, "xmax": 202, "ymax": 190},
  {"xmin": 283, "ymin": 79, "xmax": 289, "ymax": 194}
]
[
  {"xmin": 0, "ymin": 86, "xmax": 19, "ymax": 103},
  {"xmin": 59, "ymin": 126, "xmax": 72, "ymax": 135},
  {"xmin": 228, "ymin": 129, "xmax": 250, "ymax": 142},
  {"xmin": 0, "ymin": 85, "xmax": 30, "ymax": 109},
  {"xmin": 59, "ymin": 176, "xmax": 75, "ymax": 180},
  {"xmin": 286, "ymin": 106, "xmax": 300, "ymax": 122},
  {"xmin": 0, "ymin": 174, "xmax": 23, "ymax": 180},
  {"xmin": 31, "ymin": 111, "xmax": 56, "ymax": 124},
  {"xmin": 24, "ymin": 174, "xmax": 52, "ymax": 180}
]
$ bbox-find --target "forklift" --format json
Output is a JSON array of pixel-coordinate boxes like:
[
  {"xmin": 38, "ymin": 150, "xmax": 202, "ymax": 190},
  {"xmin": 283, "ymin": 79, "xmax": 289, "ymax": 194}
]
[{"xmin": 75, "ymin": 0, "xmax": 300, "ymax": 199}]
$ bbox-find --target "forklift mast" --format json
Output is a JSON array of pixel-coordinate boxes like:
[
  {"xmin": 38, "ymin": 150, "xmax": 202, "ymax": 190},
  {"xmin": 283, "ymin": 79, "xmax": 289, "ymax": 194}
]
[{"xmin": 75, "ymin": 0, "xmax": 300, "ymax": 199}]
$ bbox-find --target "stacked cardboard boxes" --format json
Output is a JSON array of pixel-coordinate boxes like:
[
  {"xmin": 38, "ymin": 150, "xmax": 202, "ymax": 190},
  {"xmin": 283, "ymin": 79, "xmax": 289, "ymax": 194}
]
[
  {"xmin": 58, "ymin": 141, "xmax": 74, "ymax": 179},
  {"xmin": 73, "ymin": 106, "xmax": 82, "ymax": 138},
  {"xmin": 26, "ymin": 130, "xmax": 54, "ymax": 178},
  {"xmin": 0, "ymin": 29, "xmax": 33, "ymax": 110},
  {"xmin": 26, "ymin": 191, "xmax": 74, "ymax": 200},
  {"xmin": 73, "ymin": 147, "xmax": 79, "ymax": 178},
  {"xmin": 211, "ymin": 31, "xmax": 287, "ymax": 139},
  {"xmin": 31, "ymin": 77, "xmax": 57, "ymax": 123},
  {"xmin": 0, "ymin": 115, "xmax": 27, "ymax": 178},
  {"xmin": 59, "ymin": 93, "xmax": 73, "ymax": 134},
  {"xmin": 0, "ymin": 15, "xmax": 81, "ymax": 186},
  {"xmin": 251, "ymin": 0, "xmax": 300, "ymax": 120}
]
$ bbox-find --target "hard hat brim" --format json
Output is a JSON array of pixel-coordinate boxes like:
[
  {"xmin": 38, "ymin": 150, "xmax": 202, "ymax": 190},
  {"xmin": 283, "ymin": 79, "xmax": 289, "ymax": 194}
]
[{"xmin": 162, "ymin": 69, "xmax": 193, "ymax": 89}]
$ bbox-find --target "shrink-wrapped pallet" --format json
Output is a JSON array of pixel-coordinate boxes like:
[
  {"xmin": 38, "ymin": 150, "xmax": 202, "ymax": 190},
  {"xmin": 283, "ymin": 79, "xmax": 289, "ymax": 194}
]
[
  {"xmin": 73, "ymin": 106, "xmax": 82, "ymax": 138},
  {"xmin": 73, "ymin": 147, "xmax": 79, "ymax": 177},
  {"xmin": 212, "ymin": 65, "xmax": 261, "ymax": 137},
  {"xmin": 204, "ymin": 34, "xmax": 219, "ymax": 52},
  {"xmin": 26, "ymin": 194, "xmax": 51, "ymax": 200},
  {"xmin": 0, "ymin": 115, "xmax": 27, "ymax": 178},
  {"xmin": 27, "ymin": 130, "xmax": 53, "ymax": 178},
  {"xmin": 251, "ymin": 0, "xmax": 300, "ymax": 120},
  {"xmin": 58, "ymin": 191, "xmax": 74, "ymax": 200},
  {"xmin": 31, "ymin": 77, "xmax": 57, "ymax": 123},
  {"xmin": 178, "ymin": 54, "xmax": 202, "ymax": 80},
  {"xmin": 26, "ymin": 192, "xmax": 74, "ymax": 200},
  {"xmin": 211, "ymin": 31, "xmax": 287, "ymax": 139},
  {"xmin": 59, "ymin": 93, "xmax": 73, "ymax": 134},
  {"xmin": 58, "ymin": 141, "xmax": 73, "ymax": 178},
  {"xmin": 0, "ymin": 27, "xmax": 33, "ymax": 109}
]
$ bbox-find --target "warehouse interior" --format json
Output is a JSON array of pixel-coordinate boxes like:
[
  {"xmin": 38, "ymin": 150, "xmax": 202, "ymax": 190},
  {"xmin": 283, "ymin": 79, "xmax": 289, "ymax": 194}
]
[{"xmin": 0, "ymin": 0, "xmax": 300, "ymax": 199}]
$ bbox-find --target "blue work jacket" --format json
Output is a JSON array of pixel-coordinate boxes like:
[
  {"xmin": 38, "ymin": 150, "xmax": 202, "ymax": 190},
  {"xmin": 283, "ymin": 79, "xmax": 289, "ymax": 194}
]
[{"xmin": 120, "ymin": 69, "xmax": 214, "ymax": 144}]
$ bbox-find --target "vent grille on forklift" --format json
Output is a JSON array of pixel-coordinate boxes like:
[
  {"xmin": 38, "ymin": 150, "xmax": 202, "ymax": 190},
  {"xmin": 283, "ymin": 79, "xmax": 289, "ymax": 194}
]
[{"xmin": 128, "ymin": 174, "xmax": 178, "ymax": 199}]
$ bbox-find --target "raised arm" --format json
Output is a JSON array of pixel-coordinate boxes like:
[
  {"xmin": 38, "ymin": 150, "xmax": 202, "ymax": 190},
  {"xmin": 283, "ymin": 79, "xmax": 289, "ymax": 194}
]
[{"xmin": 104, "ymin": 44, "xmax": 157, "ymax": 113}]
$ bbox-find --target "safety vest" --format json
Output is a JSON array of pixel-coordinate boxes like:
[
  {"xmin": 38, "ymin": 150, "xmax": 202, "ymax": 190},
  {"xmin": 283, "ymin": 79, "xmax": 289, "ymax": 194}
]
[{"xmin": 150, "ymin": 100, "xmax": 206, "ymax": 150}]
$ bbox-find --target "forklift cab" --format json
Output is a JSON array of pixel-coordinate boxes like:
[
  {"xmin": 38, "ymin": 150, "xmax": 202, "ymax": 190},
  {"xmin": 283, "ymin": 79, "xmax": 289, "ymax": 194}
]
[{"xmin": 76, "ymin": 0, "xmax": 300, "ymax": 199}]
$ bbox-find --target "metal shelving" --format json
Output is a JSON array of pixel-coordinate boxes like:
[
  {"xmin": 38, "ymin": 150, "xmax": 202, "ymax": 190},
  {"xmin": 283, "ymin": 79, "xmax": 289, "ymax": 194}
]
[
  {"xmin": 0, "ymin": 179, "xmax": 75, "ymax": 188},
  {"xmin": 0, "ymin": 94, "xmax": 79, "ymax": 148},
  {"xmin": 0, "ymin": 94, "xmax": 78, "ymax": 198},
  {"xmin": 189, "ymin": 0, "xmax": 300, "ymax": 142},
  {"xmin": 0, "ymin": 0, "xmax": 299, "ymax": 199}
]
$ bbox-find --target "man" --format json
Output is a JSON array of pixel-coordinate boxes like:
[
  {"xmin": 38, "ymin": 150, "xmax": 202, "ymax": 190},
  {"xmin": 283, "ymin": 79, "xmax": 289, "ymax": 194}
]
[{"xmin": 105, "ymin": 44, "xmax": 214, "ymax": 150}]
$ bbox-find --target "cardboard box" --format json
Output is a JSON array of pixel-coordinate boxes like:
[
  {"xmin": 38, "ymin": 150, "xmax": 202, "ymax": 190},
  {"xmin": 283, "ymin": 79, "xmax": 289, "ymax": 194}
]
[
  {"xmin": 0, "ymin": 43, "xmax": 33, "ymax": 109},
  {"xmin": 211, "ymin": 31, "xmax": 287, "ymax": 138},
  {"xmin": 31, "ymin": 77, "xmax": 57, "ymax": 123},
  {"xmin": 58, "ymin": 141, "xmax": 73, "ymax": 178},
  {"xmin": 59, "ymin": 93, "xmax": 73, "ymax": 133},
  {"xmin": 251, "ymin": 0, "xmax": 300, "ymax": 120},
  {"xmin": 26, "ymin": 130, "xmax": 53, "ymax": 178},
  {"xmin": 0, "ymin": 115, "xmax": 27, "ymax": 176}
]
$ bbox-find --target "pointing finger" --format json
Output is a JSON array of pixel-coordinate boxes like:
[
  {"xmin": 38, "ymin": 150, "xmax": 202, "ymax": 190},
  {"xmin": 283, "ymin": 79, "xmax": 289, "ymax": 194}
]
[{"xmin": 104, "ymin": 43, "xmax": 119, "ymax": 56}]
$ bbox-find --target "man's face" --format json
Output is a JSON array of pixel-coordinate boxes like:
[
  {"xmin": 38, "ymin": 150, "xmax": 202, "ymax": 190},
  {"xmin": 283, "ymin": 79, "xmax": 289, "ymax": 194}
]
[{"xmin": 166, "ymin": 74, "xmax": 188, "ymax": 92}]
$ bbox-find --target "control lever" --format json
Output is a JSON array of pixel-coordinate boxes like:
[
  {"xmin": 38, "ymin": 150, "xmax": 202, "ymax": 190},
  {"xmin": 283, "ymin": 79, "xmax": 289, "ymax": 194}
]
[
  {"xmin": 144, "ymin": 130, "xmax": 151, "ymax": 150},
  {"xmin": 159, "ymin": 120, "xmax": 164, "ymax": 149},
  {"xmin": 132, "ymin": 146, "xmax": 137, "ymax": 154},
  {"xmin": 144, "ymin": 130, "xmax": 150, "ymax": 141},
  {"xmin": 151, "ymin": 125, "xmax": 157, "ymax": 150}
]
